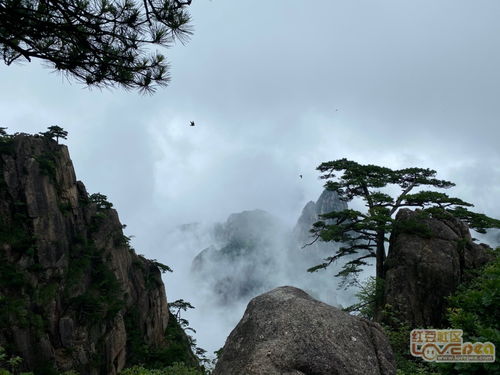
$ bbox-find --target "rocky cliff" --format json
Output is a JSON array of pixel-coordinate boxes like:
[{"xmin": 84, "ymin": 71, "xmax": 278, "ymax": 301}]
[
  {"xmin": 382, "ymin": 208, "xmax": 494, "ymax": 327},
  {"xmin": 0, "ymin": 133, "xmax": 188, "ymax": 374}
]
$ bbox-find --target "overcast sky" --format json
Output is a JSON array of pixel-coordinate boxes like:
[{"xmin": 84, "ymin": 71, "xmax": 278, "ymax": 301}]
[{"xmin": 1, "ymin": 0, "xmax": 500, "ymax": 354}]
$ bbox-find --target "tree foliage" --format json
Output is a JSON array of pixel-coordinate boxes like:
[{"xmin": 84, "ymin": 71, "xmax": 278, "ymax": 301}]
[
  {"xmin": 0, "ymin": 0, "xmax": 193, "ymax": 92},
  {"xmin": 440, "ymin": 248, "xmax": 500, "ymax": 375},
  {"xmin": 308, "ymin": 159, "xmax": 500, "ymax": 287},
  {"xmin": 39, "ymin": 125, "xmax": 68, "ymax": 143},
  {"xmin": 120, "ymin": 363, "xmax": 204, "ymax": 375},
  {"xmin": 168, "ymin": 298, "xmax": 194, "ymax": 324},
  {"xmin": 346, "ymin": 279, "xmax": 441, "ymax": 375},
  {"xmin": 0, "ymin": 346, "xmax": 24, "ymax": 375},
  {"xmin": 151, "ymin": 259, "xmax": 173, "ymax": 273},
  {"xmin": 89, "ymin": 192, "xmax": 113, "ymax": 209}
]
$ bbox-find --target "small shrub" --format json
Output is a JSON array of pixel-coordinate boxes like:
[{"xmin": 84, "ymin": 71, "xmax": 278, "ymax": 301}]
[
  {"xmin": 34, "ymin": 153, "xmax": 57, "ymax": 180},
  {"xmin": 89, "ymin": 193, "xmax": 113, "ymax": 210},
  {"xmin": 120, "ymin": 363, "xmax": 203, "ymax": 375},
  {"xmin": 434, "ymin": 248, "xmax": 500, "ymax": 375}
]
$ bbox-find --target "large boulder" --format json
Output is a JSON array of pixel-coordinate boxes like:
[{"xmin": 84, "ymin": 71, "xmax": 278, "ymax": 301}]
[
  {"xmin": 214, "ymin": 286, "xmax": 396, "ymax": 375},
  {"xmin": 382, "ymin": 208, "xmax": 494, "ymax": 328}
]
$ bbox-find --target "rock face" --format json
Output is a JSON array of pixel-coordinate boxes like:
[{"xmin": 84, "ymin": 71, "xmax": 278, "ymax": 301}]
[
  {"xmin": 383, "ymin": 208, "xmax": 494, "ymax": 328},
  {"xmin": 213, "ymin": 286, "xmax": 396, "ymax": 375},
  {"xmin": 0, "ymin": 134, "xmax": 174, "ymax": 374},
  {"xmin": 293, "ymin": 189, "xmax": 347, "ymax": 246}
]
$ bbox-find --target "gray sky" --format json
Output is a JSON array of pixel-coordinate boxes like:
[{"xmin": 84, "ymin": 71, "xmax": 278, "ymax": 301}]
[{"xmin": 1, "ymin": 0, "xmax": 500, "ymax": 354}]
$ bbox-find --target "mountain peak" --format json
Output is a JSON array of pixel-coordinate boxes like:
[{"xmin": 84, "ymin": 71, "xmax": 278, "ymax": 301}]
[{"xmin": 293, "ymin": 189, "xmax": 347, "ymax": 244}]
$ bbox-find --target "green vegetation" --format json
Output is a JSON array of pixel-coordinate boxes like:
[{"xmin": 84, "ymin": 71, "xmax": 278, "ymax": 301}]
[
  {"xmin": 349, "ymin": 249, "xmax": 500, "ymax": 375},
  {"xmin": 33, "ymin": 153, "xmax": 57, "ymax": 180},
  {"xmin": 447, "ymin": 248, "xmax": 500, "ymax": 337},
  {"xmin": 65, "ymin": 240, "xmax": 125, "ymax": 324},
  {"xmin": 39, "ymin": 126, "xmax": 68, "ymax": 144},
  {"xmin": 0, "ymin": 294, "xmax": 30, "ymax": 330},
  {"xmin": 0, "ymin": 129, "xmax": 15, "ymax": 158},
  {"xmin": 124, "ymin": 308, "xmax": 199, "ymax": 370},
  {"xmin": 343, "ymin": 276, "xmax": 381, "ymax": 319},
  {"xmin": 347, "ymin": 278, "xmax": 440, "ymax": 375},
  {"xmin": 0, "ymin": 346, "xmax": 27, "ymax": 375},
  {"xmin": 58, "ymin": 201, "xmax": 73, "ymax": 215},
  {"xmin": 1, "ymin": 345, "xmax": 84, "ymax": 375},
  {"xmin": 89, "ymin": 193, "xmax": 114, "ymax": 210},
  {"xmin": 168, "ymin": 299, "xmax": 196, "ymax": 335},
  {"xmin": 151, "ymin": 260, "xmax": 173, "ymax": 274},
  {"xmin": 148, "ymin": 312, "xmax": 198, "ymax": 368},
  {"xmin": 120, "ymin": 363, "xmax": 204, "ymax": 375},
  {"xmin": 436, "ymin": 248, "xmax": 500, "ymax": 375},
  {"xmin": 0, "ymin": 214, "xmax": 34, "ymax": 331},
  {"xmin": 0, "ymin": 199, "xmax": 35, "ymax": 254}
]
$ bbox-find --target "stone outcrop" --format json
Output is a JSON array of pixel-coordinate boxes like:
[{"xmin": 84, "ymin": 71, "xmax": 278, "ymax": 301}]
[
  {"xmin": 213, "ymin": 286, "xmax": 396, "ymax": 375},
  {"xmin": 0, "ymin": 134, "xmax": 178, "ymax": 374},
  {"xmin": 382, "ymin": 208, "xmax": 494, "ymax": 328}
]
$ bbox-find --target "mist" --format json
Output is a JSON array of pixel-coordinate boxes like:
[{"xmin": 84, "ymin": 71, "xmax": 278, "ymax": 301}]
[{"xmin": 147, "ymin": 191, "xmax": 373, "ymax": 356}]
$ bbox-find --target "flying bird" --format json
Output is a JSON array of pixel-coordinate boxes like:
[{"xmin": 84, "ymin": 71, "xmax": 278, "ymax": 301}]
[
  {"xmin": 190, "ymin": 121, "xmax": 195, "ymax": 126},
  {"xmin": 299, "ymin": 175, "xmax": 303, "ymax": 179}
]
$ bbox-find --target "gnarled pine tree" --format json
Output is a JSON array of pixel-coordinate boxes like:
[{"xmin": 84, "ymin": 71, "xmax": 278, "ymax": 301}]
[{"xmin": 308, "ymin": 158, "xmax": 500, "ymax": 289}]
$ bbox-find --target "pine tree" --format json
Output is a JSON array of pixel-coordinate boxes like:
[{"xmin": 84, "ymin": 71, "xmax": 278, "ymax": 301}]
[
  {"xmin": 0, "ymin": 0, "xmax": 193, "ymax": 92},
  {"xmin": 40, "ymin": 125, "xmax": 68, "ymax": 143},
  {"xmin": 308, "ymin": 159, "xmax": 500, "ymax": 288}
]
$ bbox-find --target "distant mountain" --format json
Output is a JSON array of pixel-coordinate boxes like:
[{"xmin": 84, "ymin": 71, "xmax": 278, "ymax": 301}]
[
  {"xmin": 190, "ymin": 191, "xmax": 348, "ymax": 305},
  {"xmin": 293, "ymin": 189, "xmax": 347, "ymax": 247},
  {"xmin": 191, "ymin": 210, "xmax": 288, "ymax": 304}
]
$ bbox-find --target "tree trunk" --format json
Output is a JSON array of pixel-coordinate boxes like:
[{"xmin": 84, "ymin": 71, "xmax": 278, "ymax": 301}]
[
  {"xmin": 374, "ymin": 230, "xmax": 386, "ymax": 321},
  {"xmin": 375, "ymin": 230, "xmax": 386, "ymax": 280}
]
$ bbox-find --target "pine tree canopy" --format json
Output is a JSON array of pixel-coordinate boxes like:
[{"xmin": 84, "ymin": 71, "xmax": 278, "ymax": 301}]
[{"xmin": 0, "ymin": 0, "xmax": 193, "ymax": 92}]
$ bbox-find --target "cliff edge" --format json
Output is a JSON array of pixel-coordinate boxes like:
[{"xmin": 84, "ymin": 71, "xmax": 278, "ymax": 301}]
[{"xmin": 0, "ymin": 133, "xmax": 179, "ymax": 374}]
